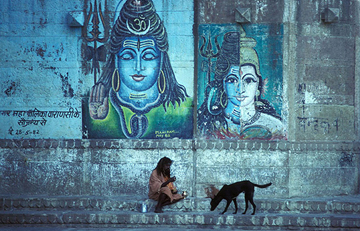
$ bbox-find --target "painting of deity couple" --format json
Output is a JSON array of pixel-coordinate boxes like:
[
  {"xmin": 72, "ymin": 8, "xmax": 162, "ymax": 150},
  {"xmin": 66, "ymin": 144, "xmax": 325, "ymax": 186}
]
[{"xmin": 83, "ymin": 0, "xmax": 286, "ymax": 140}]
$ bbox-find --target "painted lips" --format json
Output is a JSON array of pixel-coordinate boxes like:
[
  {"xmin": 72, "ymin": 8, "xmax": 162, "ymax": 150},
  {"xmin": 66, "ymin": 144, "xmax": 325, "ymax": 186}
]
[
  {"xmin": 235, "ymin": 96, "xmax": 247, "ymax": 101},
  {"xmin": 131, "ymin": 74, "xmax": 146, "ymax": 82}
]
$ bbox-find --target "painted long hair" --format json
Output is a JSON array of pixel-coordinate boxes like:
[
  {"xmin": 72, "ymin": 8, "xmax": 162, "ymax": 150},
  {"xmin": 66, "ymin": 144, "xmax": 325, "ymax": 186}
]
[{"xmin": 97, "ymin": 0, "xmax": 188, "ymax": 112}]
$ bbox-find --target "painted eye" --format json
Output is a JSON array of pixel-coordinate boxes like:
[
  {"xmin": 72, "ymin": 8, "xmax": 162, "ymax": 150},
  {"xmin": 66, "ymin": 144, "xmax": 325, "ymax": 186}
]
[
  {"xmin": 119, "ymin": 52, "xmax": 134, "ymax": 60},
  {"xmin": 142, "ymin": 52, "xmax": 157, "ymax": 60},
  {"xmin": 243, "ymin": 77, "xmax": 257, "ymax": 84},
  {"xmin": 225, "ymin": 75, "xmax": 238, "ymax": 83}
]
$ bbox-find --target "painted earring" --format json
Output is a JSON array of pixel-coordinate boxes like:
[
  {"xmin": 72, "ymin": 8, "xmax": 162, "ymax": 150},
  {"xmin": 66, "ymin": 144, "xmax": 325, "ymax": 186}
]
[
  {"xmin": 255, "ymin": 90, "xmax": 265, "ymax": 107},
  {"xmin": 220, "ymin": 91, "xmax": 228, "ymax": 108},
  {"xmin": 157, "ymin": 70, "xmax": 166, "ymax": 94},
  {"xmin": 112, "ymin": 68, "xmax": 120, "ymax": 92},
  {"xmin": 255, "ymin": 90, "xmax": 260, "ymax": 101}
]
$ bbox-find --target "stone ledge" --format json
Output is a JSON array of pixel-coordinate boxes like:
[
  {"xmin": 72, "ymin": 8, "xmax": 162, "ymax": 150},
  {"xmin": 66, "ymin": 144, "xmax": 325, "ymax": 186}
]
[
  {"xmin": 0, "ymin": 211, "xmax": 359, "ymax": 229},
  {"xmin": 1, "ymin": 196, "xmax": 360, "ymax": 215},
  {"xmin": 0, "ymin": 139, "xmax": 359, "ymax": 151}
]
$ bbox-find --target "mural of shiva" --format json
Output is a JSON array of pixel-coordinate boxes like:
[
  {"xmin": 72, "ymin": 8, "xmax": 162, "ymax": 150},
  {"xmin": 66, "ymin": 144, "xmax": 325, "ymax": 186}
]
[
  {"xmin": 197, "ymin": 24, "xmax": 286, "ymax": 140},
  {"xmin": 83, "ymin": 0, "xmax": 193, "ymax": 139}
]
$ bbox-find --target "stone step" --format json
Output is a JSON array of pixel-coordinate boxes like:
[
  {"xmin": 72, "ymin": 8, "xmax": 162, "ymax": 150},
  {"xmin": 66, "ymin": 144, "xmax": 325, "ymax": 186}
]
[
  {"xmin": 0, "ymin": 210, "xmax": 359, "ymax": 230},
  {"xmin": 2, "ymin": 196, "xmax": 360, "ymax": 215}
]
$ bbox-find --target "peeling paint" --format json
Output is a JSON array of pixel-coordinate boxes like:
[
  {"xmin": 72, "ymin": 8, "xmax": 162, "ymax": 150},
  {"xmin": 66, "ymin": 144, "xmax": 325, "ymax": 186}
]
[{"xmin": 305, "ymin": 91, "xmax": 317, "ymax": 104}]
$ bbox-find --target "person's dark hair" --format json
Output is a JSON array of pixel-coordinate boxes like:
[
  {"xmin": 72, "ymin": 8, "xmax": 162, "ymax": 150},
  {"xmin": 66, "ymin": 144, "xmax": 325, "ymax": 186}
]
[{"xmin": 155, "ymin": 156, "xmax": 172, "ymax": 176}]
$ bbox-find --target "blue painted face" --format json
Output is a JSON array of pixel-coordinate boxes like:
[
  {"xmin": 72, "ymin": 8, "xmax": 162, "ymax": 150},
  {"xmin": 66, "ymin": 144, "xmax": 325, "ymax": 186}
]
[
  {"xmin": 117, "ymin": 37, "xmax": 162, "ymax": 91},
  {"xmin": 224, "ymin": 65, "xmax": 259, "ymax": 108},
  {"xmin": 224, "ymin": 65, "xmax": 241, "ymax": 107}
]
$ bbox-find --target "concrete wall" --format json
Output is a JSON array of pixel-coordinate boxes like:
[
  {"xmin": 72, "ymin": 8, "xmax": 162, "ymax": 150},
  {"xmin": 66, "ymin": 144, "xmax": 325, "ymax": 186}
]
[
  {"xmin": 0, "ymin": 139, "xmax": 358, "ymax": 198},
  {"xmin": 0, "ymin": 0, "xmax": 359, "ymax": 198}
]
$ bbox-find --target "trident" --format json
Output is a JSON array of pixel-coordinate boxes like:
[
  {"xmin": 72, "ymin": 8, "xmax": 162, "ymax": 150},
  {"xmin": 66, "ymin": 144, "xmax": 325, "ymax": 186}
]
[
  {"xmin": 199, "ymin": 34, "xmax": 221, "ymax": 83},
  {"xmin": 82, "ymin": 0, "xmax": 109, "ymax": 84}
]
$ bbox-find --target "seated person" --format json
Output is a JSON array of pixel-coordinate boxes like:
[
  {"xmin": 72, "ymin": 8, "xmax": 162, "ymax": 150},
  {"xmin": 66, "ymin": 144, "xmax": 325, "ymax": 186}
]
[{"xmin": 148, "ymin": 157, "xmax": 184, "ymax": 213}]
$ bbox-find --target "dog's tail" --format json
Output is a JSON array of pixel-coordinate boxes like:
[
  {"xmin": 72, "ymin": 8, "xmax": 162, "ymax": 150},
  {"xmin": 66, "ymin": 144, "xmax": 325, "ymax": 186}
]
[{"xmin": 253, "ymin": 182, "xmax": 272, "ymax": 188}]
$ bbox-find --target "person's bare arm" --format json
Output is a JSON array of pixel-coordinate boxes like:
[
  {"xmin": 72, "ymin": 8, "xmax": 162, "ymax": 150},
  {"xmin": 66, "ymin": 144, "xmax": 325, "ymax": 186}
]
[{"xmin": 161, "ymin": 176, "xmax": 176, "ymax": 187}]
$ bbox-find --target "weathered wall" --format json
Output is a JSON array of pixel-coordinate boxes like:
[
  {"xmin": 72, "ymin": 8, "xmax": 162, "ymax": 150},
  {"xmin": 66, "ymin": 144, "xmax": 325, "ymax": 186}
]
[
  {"xmin": 0, "ymin": 0, "xmax": 359, "ymax": 199},
  {"xmin": 291, "ymin": 0, "xmax": 357, "ymax": 141},
  {"xmin": 0, "ymin": 0, "xmax": 85, "ymax": 139},
  {"xmin": 0, "ymin": 140, "xmax": 358, "ymax": 198}
]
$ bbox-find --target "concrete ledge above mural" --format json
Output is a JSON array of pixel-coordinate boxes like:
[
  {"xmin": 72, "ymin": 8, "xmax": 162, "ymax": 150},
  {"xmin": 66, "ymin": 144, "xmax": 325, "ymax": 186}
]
[{"xmin": 0, "ymin": 139, "xmax": 359, "ymax": 152}]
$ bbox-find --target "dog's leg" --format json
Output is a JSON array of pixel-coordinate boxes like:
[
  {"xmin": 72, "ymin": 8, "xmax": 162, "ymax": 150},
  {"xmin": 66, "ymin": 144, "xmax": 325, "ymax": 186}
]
[
  {"xmin": 221, "ymin": 200, "xmax": 231, "ymax": 214},
  {"xmin": 244, "ymin": 192, "xmax": 256, "ymax": 215},
  {"xmin": 242, "ymin": 195, "xmax": 248, "ymax": 214},
  {"xmin": 232, "ymin": 198, "xmax": 238, "ymax": 214},
  {"xmin": 249, "ymin": 196, "xmax": 256, "ymax": 215}
]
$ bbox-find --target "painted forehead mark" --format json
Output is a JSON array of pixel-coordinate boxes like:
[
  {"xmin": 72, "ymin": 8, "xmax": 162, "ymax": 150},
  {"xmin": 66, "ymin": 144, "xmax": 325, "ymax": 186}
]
[
  {"xmin": 123, "ymin": 39, "xmax": 155, "ymax": 49},
  {"xmin": 229, "ymin": 66, "xmax": 239, "ymax": 75}
]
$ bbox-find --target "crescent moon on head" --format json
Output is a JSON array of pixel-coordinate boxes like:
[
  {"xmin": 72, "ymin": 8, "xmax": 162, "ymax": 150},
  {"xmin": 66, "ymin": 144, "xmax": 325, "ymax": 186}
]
[{"xmin": 126, "ymin": 19, "xmax": 151, "ymax": 36}]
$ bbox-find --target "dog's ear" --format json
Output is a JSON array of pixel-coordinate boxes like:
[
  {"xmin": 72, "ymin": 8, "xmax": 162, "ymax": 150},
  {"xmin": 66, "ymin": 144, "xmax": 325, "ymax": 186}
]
[
  {"xmin": 204, "ymin": 187, "xmax": 213, "ymax": 198},
  {"xmin": 204, "ymin": 185, "xmax": 219, "ymax": 199},
  {"xmin": 211, "ymin": 186, "xmax": 219, "ymax": 197}
]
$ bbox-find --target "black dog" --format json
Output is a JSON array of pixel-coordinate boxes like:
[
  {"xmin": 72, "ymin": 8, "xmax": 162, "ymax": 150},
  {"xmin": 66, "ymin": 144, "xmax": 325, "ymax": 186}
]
[{"xmin": 209, "ymin": 180, "xmax": 271, "ymax": 215}]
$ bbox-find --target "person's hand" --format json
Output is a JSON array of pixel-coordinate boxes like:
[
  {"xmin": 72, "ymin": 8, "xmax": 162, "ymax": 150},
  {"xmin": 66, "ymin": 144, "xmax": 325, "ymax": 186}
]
[
  {"xmin": 89, "ymin": 83, "xmax": 109, "ymax": 120},
  {"xmin": 161, "ymin": 176, "xmax": 176, "ymax": 188}
]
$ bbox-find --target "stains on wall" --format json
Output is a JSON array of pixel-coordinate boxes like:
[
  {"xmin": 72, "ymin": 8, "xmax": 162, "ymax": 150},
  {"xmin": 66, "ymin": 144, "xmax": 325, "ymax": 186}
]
[
  {"xmin": 21, "ymin": 42, "xmax": 65, "ymax": 62},
  {"xmin": 4, "ymin": 81, "xmax": 20, "ymax": 97},
  {"xmin": 59, "ymin": 73, "xmax": 74, "ymax": 98},
  {"xmin": 35, "ymin": 44, "xmax": 46, "ymax": 58},
  {"xmin": 339, "ymin": 152, "xmax": 355, "ymax": 167}
]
